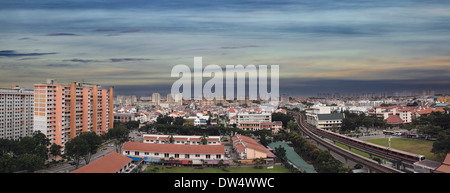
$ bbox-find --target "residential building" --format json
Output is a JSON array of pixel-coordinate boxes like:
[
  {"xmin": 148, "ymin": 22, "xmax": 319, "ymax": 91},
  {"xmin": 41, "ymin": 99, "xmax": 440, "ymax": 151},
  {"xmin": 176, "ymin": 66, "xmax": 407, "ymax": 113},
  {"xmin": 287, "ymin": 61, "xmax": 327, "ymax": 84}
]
[
  {"xmin": 0, "ymin": 85, "xmax": 34, "ymax": 140},
  {"xmin": 238, "ymin": 121, "xmax": 283, "ymax": 133},
  {"xmin": 122, "ymin": 141, "xmax": 226, "ymax": 165},
  {"xmin": 231, "ymin": 134, "xmax": 275, "ymax": 162},
  {"xmin": 71, "ymin": 152, "xmax": 138, "ymax": 173},
  {"xmin": 236, "ymin": 111, "xmax": 271, "ymax": 123},
  {"xmin": 143, "ymin": 134, "xmax": 221, "ymax": 145},
  {"xmin": 305, "ymin": 105, "xmax": 331, "ymax": 126},
  {"xmin": 114, "ymin": 113, "xmax": 135, "ymax": 123},
  {"xmin": 316, "ymin": 113, "xmax": 345, "ymax": 129},
  {"xmin": 152, "ymin": 92, "xmax": 160, "ymax": 105},
  {"xmin": 33, "ymin": 79, "xmax": 114, "ymax": 149}
]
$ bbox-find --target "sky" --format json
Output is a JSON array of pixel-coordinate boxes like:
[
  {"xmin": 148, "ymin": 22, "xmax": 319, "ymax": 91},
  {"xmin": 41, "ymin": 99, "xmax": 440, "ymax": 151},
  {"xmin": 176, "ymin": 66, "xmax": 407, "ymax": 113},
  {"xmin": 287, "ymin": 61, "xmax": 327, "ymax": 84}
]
[{"xmin": 1, "ymin": 0, "xmax": 450, "ymax": 97}]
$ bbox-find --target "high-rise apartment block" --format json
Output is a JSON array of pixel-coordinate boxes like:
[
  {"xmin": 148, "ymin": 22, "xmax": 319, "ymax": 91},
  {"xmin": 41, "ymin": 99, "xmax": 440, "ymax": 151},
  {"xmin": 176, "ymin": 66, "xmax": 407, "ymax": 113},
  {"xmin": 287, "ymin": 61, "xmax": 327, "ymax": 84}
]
[
  {"xmin": 0, "ymin": 85, "xmax": 34, "ymax": 140},
  {"xmin": 33, "ymin": 79, "xmax": 114, "ymax": 148},
  {"xmin": 152, "ymin": 92, "xmax": 160, "ymax": 105}
]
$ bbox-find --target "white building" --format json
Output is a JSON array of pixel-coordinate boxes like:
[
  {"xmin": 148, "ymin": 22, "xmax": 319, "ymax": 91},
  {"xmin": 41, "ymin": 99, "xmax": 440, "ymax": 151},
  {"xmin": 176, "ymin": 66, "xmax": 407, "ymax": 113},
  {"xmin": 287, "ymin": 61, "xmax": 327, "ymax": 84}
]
[
  {"xmin": 236, "ymin": 111, "xmax": 271, "ymax": 124},
  {"xmin": 152, "ymin": 92, "xmax": 160, "ymax": 105},
  {"xmin": 0, "ymin": 86, "xmax": 34, "ymax": 140},
  {"xmin": 305, "ymin": 106, "xmax": 331, "ymax": 125},
  {"xmin": 316, "ymin": 113, "xmax": 345, "ymax": 129},
  {"xmin": 143, "ymin": 134, "xmax": 221, "ymax": 145},
  {"xmin": 122, "ymin": 142, "xmax": 226, "ymax": 165}
]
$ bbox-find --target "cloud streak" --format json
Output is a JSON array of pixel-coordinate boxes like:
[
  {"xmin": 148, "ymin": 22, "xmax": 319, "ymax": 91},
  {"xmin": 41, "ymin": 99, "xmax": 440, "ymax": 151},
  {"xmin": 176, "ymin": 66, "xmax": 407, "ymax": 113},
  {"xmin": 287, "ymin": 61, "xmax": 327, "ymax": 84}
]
[{"xmin": 0, "ymin": 50, "xmax": 58, "ymax": 57}]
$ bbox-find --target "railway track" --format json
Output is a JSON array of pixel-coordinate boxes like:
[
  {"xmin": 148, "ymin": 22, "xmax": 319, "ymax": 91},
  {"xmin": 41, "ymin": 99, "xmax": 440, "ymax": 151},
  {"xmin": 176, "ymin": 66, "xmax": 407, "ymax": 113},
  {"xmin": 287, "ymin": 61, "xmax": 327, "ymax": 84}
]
[{"xmin": 295, "ymin": 113, "xmax": 403, "ymax": 173}]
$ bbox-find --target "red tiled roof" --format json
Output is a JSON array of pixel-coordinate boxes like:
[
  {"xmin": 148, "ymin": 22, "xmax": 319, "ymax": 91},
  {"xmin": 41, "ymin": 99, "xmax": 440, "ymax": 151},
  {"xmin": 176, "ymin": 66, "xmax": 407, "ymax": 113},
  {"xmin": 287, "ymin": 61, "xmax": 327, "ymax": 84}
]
[
  {"xmin": 71, "ymin": 152, "xmax": 132, "ymax": 173},
  {"xmin": 417, "ymin": 108, "xmax": 445, "ymax": 115},
  {"xmin": 233, "ymin": 135, "xmax": 275, "ymax": 157},
  {"xmin": 122, "ymin": 142, "xmax": 225, "ymax": 154},
  {"xmin": 386, "ymin": 115, "xmax": 403, "ymax": 124},
  {"xmin": 435, "ymin": 153, "xmax": 450, "ymax": 173}
]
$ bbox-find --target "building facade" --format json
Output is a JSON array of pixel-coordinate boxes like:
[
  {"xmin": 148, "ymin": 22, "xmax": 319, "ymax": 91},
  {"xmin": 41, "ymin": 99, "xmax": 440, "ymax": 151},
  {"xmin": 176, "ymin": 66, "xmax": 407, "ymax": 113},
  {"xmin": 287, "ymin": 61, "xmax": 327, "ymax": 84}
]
[
  {"xmin": 231, "ymin": 134, "xmax": 275, "ymax": 161},
  {"xmin": 152, "ymin": 92, "xmax": 160, "ymax": 105},
  {"xmin": 0, "ymin": 86, "xmax": 34, "ymax": 140},
  {"xmin": 122, "ymin": 141, "xmax": 226, "ymax": 165},
  {"xmin": 143, "ymin": 134, "xmax": 221, "ymax": 145},
  {"xmin": 33, "ymin": 79, "xmax": 114, "ymax": 148},
  {"xmin": 236, "ymin": 111, "xmax": 271, "ymax": 123}
]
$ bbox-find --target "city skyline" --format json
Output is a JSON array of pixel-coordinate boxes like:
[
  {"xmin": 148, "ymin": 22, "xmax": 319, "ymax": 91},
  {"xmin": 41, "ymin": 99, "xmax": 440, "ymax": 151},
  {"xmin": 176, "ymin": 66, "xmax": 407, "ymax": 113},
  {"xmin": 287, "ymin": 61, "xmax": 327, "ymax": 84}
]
[{"xmin": 1, "ymin": 1, "xmax": 450, "ymax": 97}]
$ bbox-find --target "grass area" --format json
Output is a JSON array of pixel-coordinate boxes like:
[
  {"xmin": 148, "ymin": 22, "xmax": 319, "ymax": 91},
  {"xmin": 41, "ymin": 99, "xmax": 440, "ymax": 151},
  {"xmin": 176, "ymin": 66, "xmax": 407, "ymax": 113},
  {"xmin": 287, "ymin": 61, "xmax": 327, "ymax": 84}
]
[
  {"xmin": 143, "ymin": 165, "xmax": 290, "ymax": 173},
  {"xmin": 363, "ymin": 138, "xmax": 439, "ymax": 162},
  {"xmin": 334, "ymin": 138, "xmax": 440, "ymax": 162},
  {"xmin": 334, "ymin": 142, "xmax": 386, "ymax": 163}
]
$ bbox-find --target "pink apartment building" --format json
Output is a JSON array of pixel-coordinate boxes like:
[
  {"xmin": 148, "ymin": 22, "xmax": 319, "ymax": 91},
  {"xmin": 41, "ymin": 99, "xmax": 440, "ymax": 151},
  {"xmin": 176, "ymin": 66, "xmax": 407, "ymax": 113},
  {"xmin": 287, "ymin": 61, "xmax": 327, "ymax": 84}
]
[{"xmin": 33, "ymin": 79, "xmax": 114, "ymax": 149}]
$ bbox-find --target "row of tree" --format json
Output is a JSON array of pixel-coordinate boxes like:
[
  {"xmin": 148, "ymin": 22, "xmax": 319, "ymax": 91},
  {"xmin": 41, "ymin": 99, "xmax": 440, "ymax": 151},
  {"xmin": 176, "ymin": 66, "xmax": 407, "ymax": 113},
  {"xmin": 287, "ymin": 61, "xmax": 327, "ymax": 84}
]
[
  {"xmin": 340, "ymin": 110, "xmax": 386, "ymax": 132},
  {"xmin": 0, "ymin": 132, "xmax": 50, "ymax": 172},
  {"xmin": 276, "ymin": 130, "xmax": 353, "ymax": 173},
  {"xmin": 0, "ymin": 122, "xmax": 133, "ymax": 173},
  {"xmin": 404, "ymin": 111, "xmax": 450, "ymax": 160},
  {"xmin": 65, "ymin": 124, "xmax": 131, "ymax": 169}
]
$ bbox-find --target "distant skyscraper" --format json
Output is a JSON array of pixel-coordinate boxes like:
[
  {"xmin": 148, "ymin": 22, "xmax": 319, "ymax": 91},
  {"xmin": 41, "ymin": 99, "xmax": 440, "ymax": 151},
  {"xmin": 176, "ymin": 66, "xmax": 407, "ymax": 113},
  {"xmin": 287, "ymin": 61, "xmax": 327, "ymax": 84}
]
[
  {"xmin": 167, "ymin": 93, "xmax": 174, "ymax": 102},
  {"xmin": 0, "ymin": 85, "xmax": 34, "ymax": 140},
  {"xmin": 152, "ymin": 92, "xmax": 160, "ymax": 105},
  {"xmin": 33, "ymin": 79, "xmax": 114, "ymax": 150}
]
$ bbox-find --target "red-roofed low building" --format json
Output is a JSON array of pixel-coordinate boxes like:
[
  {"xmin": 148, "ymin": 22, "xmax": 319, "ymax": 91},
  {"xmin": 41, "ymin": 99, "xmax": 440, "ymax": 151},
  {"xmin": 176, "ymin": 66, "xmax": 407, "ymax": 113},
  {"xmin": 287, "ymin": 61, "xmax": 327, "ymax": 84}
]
[
  {"xmin": 142, "ymin": 134, "xmax": 221, "ymax": 145},
  {"xmin": 231, "ymin": 134, "xmax": 275, "ymax": 163},
  {"xmin": 386, "ymin": 115, "xmax": 404, "ymax": 125},
  {"xmin": 435, "ymin": 153, "xmax": 450, "ymax": 173},
  {"xmin": 416, "ymin": 108, "xmax": 446, "ymax": 118},
  {"xmin": 122, "ymin": 142, "xmax": 226, "ymax": 165},
  {"xmin": 71, "ymin": 152, "xmax": 137, "ymax": 173}
]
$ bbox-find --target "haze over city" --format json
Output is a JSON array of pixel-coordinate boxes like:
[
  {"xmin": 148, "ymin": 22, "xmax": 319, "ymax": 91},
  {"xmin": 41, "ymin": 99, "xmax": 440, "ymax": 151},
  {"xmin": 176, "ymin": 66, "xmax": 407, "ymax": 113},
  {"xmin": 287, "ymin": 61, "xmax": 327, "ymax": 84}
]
[{"xmin": 1, "ymin": 0, "xmax": 450, "ymax": 96}]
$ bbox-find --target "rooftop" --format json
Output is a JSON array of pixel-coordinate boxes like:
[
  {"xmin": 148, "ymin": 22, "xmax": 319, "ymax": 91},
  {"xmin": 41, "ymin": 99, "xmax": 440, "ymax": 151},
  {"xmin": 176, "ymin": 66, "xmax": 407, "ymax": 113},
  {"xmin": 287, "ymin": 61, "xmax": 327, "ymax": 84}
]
[
  {"xmin": 71, "ymin": 152, "xmax": 133, "ymax": 173},
  {"xmin": 122, "ymin": 142, "xmax": 225, "ymax": 154},
  {"xmin": 317, "ymin": 113, "xmax": 344, "ymax": 121}
]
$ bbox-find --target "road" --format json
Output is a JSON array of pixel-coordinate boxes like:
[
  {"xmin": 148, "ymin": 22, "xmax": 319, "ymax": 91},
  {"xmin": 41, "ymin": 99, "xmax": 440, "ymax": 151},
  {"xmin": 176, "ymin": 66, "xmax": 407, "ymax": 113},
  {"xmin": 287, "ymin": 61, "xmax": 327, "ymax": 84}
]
[
  {"xmin": 42, "ymin": 131, "xmax": 143, "ymax": 173},
  {"xmin": 41, "ymin": 144, "xmax": 116, "ymax": 173}
]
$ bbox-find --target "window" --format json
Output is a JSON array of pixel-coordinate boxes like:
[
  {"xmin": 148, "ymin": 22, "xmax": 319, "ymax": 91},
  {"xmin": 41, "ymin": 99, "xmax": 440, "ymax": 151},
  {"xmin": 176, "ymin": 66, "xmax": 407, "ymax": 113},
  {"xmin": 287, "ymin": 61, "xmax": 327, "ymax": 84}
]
[
  {"xmin": 164, "ymin": 153, "xmax": 169, "ymax": 158},
  {"xmin": 206, "ymin": 154, "xmax": 211, "ymax": 159},
  {"xmin": 195, "ymin": 154, "xmax": 200, "ymax": 158},
  {"xmin": 216, "ymin": 154, "xmax": 221, "ymax": 159},
  {"xmin": 125, "ymin": 151, "xmax": 130, "ymax": 155},
  {"xmin": 185, "ymin": 154, "xmax": 190, "ymax": 158},
  {"xmin": 135, "ymin": 152, "xmax": 139, "ymax": 156},
  {"xmin": 154, "ymin": 153, "xmax": 159, "ymax": 156},
  {"xmin": 175, "ymin": 154, "xmax": 179, "ymax": 158}
]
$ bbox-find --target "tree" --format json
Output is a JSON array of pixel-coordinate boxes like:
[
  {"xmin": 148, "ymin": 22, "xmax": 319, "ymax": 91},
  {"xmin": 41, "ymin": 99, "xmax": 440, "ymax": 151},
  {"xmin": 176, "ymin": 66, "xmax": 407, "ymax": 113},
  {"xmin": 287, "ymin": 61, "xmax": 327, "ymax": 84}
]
[
  {"xmin": 274, "ymin": 145, "xmax": 287, "ymax": 160},
  {"xmin": 169, "ymin": 135, "xmax": 174, "ymax": 144},
  {"xmin": 272, "ymin": 112, "xmax": 294, "ymax": 128},
  {"xmin": 107, "ymin": 125, "xmax": 130, "ymax": 153},
  {"xmin": 17, "ymin": 153, "xmax": 45, "ymax": 173},
  {"xmin": 169, "ymin": 157, "xmax": 175, "ymax": 166},
  {"xmin": 64, "ymin": 137, "xmax": 90, "ymax": 169},
  {"xmin": 287, "ymin": 120, "xmax": 297, "ymax": 131},
  {"xmin": 200, "ymin": 134, "xmax": 208, "ymax": 145},
  {"xmin": 173, "ymin": 117, "xmax": 184, "ymax": 126},
  {"xmin": 78, "ymin": 132, "xmax": 103, "ymax": 164},
  {"xmin": 49, "ymin": 143, "xmax": 62, "ymax": 161},
  {"xmin": 432, "ymin": 130, "xmax": 450, "ymax": 160},
  {"xmin": 252, "ymin": 158, "xmax": 265, "ymax": 169}
]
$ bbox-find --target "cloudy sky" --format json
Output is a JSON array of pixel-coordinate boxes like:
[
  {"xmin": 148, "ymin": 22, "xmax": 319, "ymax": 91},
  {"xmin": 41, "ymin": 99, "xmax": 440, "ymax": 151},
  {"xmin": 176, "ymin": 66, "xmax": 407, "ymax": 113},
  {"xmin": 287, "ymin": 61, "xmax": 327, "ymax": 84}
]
[{"xmin": 1, "ymin": 0, "xmax": 450, "ymax": 97}]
